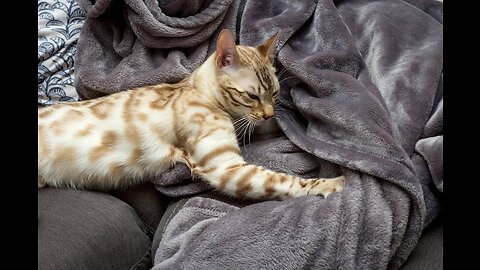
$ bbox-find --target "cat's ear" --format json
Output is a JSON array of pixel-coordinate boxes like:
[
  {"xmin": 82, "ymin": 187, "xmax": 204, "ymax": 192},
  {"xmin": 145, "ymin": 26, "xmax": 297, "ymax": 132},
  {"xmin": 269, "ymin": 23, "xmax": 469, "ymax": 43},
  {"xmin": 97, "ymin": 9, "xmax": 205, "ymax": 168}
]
[
  {"xmin": 215, "ymin": 29, "xmax": 240, "ymax": 70},
  {"xmin": 257, "ymin": 31, "xmax": 280, "ymax": 64}
]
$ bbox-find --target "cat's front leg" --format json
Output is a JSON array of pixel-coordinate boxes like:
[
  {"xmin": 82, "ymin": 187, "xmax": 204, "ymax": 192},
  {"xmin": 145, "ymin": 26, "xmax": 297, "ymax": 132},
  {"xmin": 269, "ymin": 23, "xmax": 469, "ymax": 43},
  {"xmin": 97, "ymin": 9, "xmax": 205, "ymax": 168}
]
[
  {"xmin": 287, "ymin": 176, "xmax": 345, "ymax": 199},
  {"xmin": 193, "ymin": 160, "xmax": 345, "ymax": 200},
  {"xmin": 187, "ymin": 125, "xmax": 345, "ymax": 200}
]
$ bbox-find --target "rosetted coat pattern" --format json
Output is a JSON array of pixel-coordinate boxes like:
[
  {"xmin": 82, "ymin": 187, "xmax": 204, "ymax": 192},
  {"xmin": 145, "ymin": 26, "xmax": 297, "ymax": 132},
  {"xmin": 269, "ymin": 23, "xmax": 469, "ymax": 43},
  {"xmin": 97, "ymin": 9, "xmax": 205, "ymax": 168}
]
[{"xmin": 73, "ymin": 0, "xmax": 443, "ymax": 269}]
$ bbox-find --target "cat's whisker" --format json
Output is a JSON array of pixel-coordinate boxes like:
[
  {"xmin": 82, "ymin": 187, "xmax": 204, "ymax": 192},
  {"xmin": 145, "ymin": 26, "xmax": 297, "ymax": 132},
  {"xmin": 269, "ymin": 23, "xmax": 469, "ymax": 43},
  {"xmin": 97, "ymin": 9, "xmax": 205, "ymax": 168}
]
[
  {"xmin": 279, "ymin": 76, "xmax": 296, "ymax": 84},
  {"xmin": 277, "ymin": 67, "xmax": 288, "ymax": 79},
  {"xmin": 232, "ymin": 116, "xmax": 246, "ymax": 125},
  {"xmin": 248, "ymin": 121, "xmax": 255, "ymax": 146},
  {"xmin": 235, "ymin": 118, "xmax": 250, "ymax": 146},
  {"xmin": 239, "ymin": 127, "xmax": 249, "ymax": 144},
  {"xmin": 232, "ymin": 117, "xmax": 247, "ymax": 127},
  {"xmin": 240, "ymin": 118, "xmax": 254, "ymax": 149},
  {"xmin": 234, "ymin": 118, "xmax": 250, "ymax": 137},
  {"xmin": 242, "ymin": 121, "xmax": 250, "ymax": 148},
  {"xmin": 233, "ymin": 117, "xmax": 248, "ymax": 132},
  {"xmin": 245, "ymin": 121, "xmax": 251, "ymax": 148},
  {"xmin": 235, "ymin": 116, "xmax": 247, "ymax": 122}
]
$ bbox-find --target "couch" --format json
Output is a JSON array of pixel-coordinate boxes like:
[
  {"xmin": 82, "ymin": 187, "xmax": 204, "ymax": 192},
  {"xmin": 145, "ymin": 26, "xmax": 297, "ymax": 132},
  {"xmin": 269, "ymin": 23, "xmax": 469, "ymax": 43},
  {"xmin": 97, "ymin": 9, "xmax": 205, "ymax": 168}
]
[
  {"xmin": 38, "ymin": 0, "xmax": 443, "ymax": 269},
  {"xmin": 38, "ymin": 184, "xmax": 442, "ymax": 270}
]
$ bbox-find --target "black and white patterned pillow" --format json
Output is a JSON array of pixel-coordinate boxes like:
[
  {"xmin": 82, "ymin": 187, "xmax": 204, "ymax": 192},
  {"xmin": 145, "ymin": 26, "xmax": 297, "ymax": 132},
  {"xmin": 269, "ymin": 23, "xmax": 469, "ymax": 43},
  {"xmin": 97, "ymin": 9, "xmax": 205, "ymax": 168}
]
[{"xmin": 38, "ymin": 0, "xmax": 86, "ymax": 106}]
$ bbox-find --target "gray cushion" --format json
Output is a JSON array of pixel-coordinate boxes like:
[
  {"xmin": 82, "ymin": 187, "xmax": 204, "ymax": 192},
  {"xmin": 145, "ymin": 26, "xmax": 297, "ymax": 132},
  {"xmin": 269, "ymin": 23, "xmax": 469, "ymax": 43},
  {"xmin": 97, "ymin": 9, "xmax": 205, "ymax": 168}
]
[
  {"xmin": 400, "ymin": 215, "xmax": 443, "ymax": 270},
  {"xmin": 38, "ymin": 188, "xmax": 152, "ymax": 270},
  {"xmin": 110, "ymin": 183, "xmax": 171, "ymax": 233}
]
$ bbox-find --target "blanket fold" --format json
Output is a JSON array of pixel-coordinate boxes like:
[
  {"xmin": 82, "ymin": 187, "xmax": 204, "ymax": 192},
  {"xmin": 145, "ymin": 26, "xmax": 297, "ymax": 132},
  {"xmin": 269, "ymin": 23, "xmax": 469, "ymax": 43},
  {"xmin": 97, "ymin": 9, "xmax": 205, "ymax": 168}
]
[{"xmin": 75, "ymin": 0, "xmax": 443, "ymax": 269}]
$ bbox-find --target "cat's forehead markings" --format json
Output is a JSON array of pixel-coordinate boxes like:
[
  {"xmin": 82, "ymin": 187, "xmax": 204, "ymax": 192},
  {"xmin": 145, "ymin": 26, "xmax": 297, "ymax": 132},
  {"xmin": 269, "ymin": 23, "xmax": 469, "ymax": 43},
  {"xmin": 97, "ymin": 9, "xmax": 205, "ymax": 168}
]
[
  {"xmin": 229, "ymin": 68, "xmax": 258, "ymax": 91},
  {"xmin": 253, "ymin": 66, "xmax": 273, "ymax": 95}
]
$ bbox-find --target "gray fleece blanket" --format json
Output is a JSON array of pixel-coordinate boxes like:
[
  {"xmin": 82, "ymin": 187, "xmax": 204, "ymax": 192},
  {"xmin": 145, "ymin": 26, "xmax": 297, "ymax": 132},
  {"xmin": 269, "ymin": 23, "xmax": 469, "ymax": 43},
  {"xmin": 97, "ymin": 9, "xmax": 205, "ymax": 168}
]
[{"xmin": 75, "ymin": 0, "xmax": 443, "ymax": 269}]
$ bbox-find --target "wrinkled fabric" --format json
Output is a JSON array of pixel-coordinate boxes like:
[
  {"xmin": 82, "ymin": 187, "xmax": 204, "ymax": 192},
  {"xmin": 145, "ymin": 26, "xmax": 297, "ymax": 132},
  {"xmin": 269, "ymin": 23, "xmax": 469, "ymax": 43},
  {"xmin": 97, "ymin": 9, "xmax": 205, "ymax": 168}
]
[
  {"xmin": 38, "ymin": 0, "xmax": 86, "ymax": 105},
  {"xmin": 75, "ymin": 0, "xmax": 443, "ymax": 269}
]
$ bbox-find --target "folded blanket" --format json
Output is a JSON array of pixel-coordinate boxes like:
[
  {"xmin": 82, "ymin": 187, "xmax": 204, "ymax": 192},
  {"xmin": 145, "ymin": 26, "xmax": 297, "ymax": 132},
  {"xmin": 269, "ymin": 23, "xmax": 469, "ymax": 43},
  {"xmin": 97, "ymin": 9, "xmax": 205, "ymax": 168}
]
[{"xmin": 75, "ymin": 0, "xmax": 443, "ymax": 269}]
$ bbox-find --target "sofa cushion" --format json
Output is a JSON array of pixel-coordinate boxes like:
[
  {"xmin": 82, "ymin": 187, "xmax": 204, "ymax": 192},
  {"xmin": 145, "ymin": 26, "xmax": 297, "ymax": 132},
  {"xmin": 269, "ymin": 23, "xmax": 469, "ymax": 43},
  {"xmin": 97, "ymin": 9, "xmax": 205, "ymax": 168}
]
[
  {"xmin": 110, "ymin": 182, "xmax": 171, "ymax": 234},
  {"xmin": 38, "ymin": 188, "xmax": 152, "ymax": 270}
]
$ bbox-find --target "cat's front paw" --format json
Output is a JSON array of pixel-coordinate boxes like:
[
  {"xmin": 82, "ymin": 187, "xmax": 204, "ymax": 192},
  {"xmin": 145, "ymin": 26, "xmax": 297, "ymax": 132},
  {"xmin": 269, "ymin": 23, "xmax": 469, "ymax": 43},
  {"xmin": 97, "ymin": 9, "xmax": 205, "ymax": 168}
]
[{"xmin": 310, "ymin": 175, "xmax": 345, "ymax": 198}]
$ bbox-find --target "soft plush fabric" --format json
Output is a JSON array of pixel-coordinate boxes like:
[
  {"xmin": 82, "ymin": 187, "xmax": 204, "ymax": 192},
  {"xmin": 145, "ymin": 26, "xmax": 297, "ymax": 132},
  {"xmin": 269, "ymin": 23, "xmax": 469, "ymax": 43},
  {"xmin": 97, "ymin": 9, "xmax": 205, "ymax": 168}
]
[
  {"xmin": 38, "ymin": 0, "xmax": 86, "ymax": 105},
  {"xmin": 150, "ymin": 190, "xmax": 261, "ymax": 264},
  {"xmin": 74, "ymin": 0, "xmax": 443, "ymax": 269},
  {"xmin": 74, "ymin": 0, "xmax": 236, "ymax": 99},
  {"xmin": 151, "ymin": 195, "xmax": 443, "ymax": 270},
  {"xmin": 38, "ymin": 188, "xmax": 152, "ymax": 270}
]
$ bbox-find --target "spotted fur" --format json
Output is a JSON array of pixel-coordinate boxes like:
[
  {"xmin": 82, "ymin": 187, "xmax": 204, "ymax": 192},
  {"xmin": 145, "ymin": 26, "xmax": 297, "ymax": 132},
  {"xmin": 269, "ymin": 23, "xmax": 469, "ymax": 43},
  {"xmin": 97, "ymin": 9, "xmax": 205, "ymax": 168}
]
[{"xmin": 38, "ymin": 29, "xmax": 345, "ymax": 199}]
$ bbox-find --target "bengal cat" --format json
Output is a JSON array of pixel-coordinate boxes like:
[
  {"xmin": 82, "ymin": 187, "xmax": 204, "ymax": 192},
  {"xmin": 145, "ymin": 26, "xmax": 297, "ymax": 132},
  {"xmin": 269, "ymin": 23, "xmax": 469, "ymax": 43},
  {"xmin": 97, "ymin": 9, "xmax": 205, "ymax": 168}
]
[{"xmin": 38, "ymin": 29, "xmax": 345, "ymax": 200}]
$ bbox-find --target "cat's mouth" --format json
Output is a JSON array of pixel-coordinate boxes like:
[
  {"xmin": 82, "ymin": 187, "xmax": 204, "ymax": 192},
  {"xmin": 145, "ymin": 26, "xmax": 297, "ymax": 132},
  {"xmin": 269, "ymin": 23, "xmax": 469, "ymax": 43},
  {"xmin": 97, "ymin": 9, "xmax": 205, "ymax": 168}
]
[
  {"xmin": 248, "ymin": 116, "xmax": 272, "ymax": 125},
  {"xmin": 233, "ymin": 115, "xmax": 272, "ymax": 129}
]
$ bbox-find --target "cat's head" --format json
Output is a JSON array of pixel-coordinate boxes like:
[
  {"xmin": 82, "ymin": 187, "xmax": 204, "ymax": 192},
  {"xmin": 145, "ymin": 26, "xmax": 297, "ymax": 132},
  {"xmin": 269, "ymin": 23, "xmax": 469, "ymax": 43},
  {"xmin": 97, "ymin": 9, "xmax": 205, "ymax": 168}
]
[{"xmin": 214, "ymin": 29, "xmax": 280, "ymax": 124}]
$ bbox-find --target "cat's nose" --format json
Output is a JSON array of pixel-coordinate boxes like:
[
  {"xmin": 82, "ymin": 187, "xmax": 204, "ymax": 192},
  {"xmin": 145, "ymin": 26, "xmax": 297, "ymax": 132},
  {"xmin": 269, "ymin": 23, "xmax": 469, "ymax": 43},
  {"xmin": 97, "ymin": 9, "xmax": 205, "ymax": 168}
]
[{"xmin": 262, "ymin": 105, "xmax": 274, "ymax": 119}]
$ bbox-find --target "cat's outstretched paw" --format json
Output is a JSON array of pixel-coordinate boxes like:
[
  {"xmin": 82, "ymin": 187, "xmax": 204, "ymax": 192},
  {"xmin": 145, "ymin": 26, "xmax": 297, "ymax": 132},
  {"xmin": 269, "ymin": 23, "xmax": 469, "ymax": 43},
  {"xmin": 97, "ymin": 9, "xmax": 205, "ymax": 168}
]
[{"xmin": 311, "ymin": 175, "xmax": 345, "ymax": 198}]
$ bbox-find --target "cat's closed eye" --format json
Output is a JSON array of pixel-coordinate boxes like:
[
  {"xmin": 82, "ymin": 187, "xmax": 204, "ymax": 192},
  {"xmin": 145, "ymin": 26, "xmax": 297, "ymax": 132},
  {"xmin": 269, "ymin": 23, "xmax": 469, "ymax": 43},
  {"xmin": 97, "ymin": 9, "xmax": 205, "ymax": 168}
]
[{"xmin": 247, "ymin": 92, "xmax": 259, "ymax": 100}]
